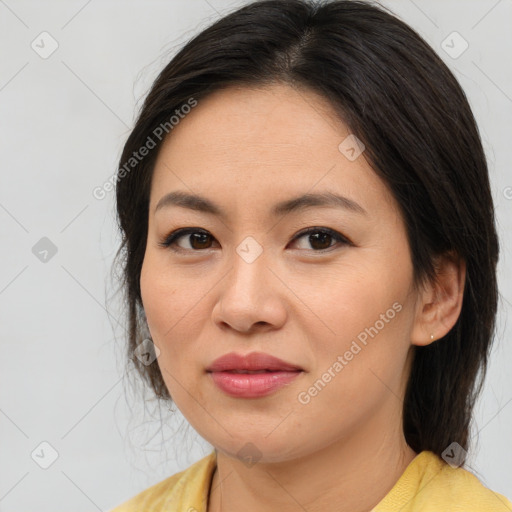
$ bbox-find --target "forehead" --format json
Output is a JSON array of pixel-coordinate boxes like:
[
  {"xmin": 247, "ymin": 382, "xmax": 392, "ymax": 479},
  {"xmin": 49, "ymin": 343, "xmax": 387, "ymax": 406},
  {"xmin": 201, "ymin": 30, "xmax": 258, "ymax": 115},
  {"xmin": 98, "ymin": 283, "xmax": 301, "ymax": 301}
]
[
  {"xmin": 150, "ymin": 83, "xmax": 397, "ymax": 219},
  {"xmin": 162, "ymin": 83, "xmax": 346, "ymax": 157}
]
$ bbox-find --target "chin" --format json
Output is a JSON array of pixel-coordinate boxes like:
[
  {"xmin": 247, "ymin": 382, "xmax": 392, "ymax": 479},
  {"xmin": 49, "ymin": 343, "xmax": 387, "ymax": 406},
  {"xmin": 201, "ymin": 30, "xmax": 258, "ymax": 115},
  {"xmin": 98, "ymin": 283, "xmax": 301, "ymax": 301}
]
[{"xmin": 209, "ymin": 432, "xmax": 309, "ymax": 465}]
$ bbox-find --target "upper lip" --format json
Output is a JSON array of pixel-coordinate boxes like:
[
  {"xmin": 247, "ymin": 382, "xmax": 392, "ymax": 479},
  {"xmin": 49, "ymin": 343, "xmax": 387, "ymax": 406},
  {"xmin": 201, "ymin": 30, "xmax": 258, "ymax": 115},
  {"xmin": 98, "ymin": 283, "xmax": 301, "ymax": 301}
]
[{"xmin": 206, "ymin": 352, "xmax": 303, "ymax": 372}]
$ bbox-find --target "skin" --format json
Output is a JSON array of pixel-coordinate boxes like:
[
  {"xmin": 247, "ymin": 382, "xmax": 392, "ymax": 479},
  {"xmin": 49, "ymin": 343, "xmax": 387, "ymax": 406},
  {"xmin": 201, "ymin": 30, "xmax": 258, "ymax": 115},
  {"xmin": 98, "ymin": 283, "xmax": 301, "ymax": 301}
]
[{"xmin": 140, "ymin": 83, "xmax": 466, "ymax": 512}]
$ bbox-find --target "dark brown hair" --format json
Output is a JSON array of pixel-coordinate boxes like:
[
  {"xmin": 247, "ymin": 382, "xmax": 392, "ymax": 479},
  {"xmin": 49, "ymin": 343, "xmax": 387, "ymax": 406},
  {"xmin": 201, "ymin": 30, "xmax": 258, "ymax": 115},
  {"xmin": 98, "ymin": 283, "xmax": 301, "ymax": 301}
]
[{"xmin": 113, "ymin": 0, "xmax": 499, "ymax": 464}]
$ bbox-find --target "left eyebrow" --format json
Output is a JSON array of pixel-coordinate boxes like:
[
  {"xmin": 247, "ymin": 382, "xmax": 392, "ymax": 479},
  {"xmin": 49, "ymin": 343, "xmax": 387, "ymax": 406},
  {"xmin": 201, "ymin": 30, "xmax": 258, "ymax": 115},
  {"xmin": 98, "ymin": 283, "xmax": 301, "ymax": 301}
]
[
  {"xmin": 272, "ymin": 191, "xmax": 367, "ymax": 217},
  {"xmin": 154, "ymin": 190, "xmax": 367, "ymax": 218}
]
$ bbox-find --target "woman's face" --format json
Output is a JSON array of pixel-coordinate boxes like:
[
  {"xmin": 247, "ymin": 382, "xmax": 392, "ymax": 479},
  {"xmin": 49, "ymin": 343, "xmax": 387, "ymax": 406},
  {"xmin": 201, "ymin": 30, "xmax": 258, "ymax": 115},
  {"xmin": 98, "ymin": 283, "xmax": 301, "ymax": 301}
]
[{"xmin": 140, "ymin": 83, "xmax": 423, "ymax": 462}]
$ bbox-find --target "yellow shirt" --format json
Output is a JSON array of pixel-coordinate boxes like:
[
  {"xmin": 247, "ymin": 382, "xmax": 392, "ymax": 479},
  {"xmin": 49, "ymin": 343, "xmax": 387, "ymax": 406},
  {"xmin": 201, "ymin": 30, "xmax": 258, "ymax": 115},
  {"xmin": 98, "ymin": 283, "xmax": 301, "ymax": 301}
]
[{"xmin": 110, "ymin": 449, "xmax": 512, "ymax": 511}]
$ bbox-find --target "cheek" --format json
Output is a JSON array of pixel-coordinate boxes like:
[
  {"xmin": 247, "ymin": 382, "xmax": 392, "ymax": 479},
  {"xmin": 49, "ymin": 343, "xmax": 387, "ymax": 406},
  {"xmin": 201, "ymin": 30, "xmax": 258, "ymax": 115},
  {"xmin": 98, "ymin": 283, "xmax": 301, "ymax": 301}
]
[
  {"xmin": 140, "ymin": 251, "xmax": 192, "ymax": 333},
  {"xmin": 300, "ymin": 262, "xmax": 404, "ymax": 343},
  {"xmin": 295, "ymin": 252, "xmax": 414, "ymax": 394},
  {"xmin": 140, "ymin": 254, "xmax": 183, "ymax": 361},
  {"xmin": 139, "ymin": 254, "xmax": 209, "ymax": 376},
  {"xmin": 140, "ymin": 257, "xmax": 169, "ymax": 334},
  {"xmin": 139, "ymin": 262, "xmax": 193, "ymax": 404}
]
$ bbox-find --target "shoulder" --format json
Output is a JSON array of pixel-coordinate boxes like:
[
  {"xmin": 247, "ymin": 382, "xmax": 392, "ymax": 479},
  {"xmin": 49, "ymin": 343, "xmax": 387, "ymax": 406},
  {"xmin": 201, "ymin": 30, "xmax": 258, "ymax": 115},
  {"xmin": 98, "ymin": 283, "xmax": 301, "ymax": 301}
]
[
  {"xmin": 438, "ymin": 463, "xmax": 512, "ymax": 510},
  {"xmin": 375, "ymin": 451, "xmax": 512, "ymax": 512},
  {"xmin": 107, "ymin": 450, "xmax": 217, "ymax": 512}
]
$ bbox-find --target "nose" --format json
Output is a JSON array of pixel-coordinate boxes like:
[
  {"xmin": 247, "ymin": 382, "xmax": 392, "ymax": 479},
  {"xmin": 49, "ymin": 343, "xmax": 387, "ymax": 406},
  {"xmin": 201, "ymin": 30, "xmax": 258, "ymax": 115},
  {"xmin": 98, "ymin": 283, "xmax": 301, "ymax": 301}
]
[{"xmin": 211, "ymin": 246, "xmax": 287, "ymax": 334}]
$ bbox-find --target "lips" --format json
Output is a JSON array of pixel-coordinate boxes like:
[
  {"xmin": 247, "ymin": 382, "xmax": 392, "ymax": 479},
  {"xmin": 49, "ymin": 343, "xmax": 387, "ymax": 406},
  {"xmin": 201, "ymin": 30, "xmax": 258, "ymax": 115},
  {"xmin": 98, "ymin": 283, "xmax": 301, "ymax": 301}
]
[
  {"xmin": 206, "ymin": 351, "xmax": 303, "ymax": 373},
  {"xmin": 206, "ymin": 352, "xmax": 303, "ymax": 398}
]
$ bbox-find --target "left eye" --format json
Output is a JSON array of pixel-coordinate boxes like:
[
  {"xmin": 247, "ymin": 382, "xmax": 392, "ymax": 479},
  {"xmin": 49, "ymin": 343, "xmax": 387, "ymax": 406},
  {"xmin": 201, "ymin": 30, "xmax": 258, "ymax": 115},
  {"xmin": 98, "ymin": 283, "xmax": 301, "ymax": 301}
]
[
  {"xmin": 158, "ymin": 227, "xmax": 351, "ymax": 252},
  {"xmin": 291, "ymin": 227, "xmax": 351, "ymax": 251}
]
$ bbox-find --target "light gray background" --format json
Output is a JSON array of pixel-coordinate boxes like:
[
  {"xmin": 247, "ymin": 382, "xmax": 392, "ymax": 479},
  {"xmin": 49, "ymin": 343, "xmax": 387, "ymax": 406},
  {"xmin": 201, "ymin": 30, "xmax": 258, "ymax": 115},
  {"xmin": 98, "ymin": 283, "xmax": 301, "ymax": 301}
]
[{"xmin": 1, "ymin": 0, "xmax": 511, "ymax": 510}]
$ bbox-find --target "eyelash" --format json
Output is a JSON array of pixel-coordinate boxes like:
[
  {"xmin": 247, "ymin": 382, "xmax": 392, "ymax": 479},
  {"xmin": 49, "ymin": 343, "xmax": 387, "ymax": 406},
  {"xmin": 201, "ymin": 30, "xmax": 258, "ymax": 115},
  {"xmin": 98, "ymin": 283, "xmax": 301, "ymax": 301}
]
[{"xmin": 158, "ymin": 226, "xmax": 352, "ymax": 253}]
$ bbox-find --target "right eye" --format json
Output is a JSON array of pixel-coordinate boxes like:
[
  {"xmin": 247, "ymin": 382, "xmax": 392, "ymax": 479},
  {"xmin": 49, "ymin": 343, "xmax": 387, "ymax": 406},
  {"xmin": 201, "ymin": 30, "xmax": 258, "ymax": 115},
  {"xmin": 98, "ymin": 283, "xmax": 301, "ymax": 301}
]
[{"xmin": 158, "ymin": 228, "xmax": 218, "ymax": 252}]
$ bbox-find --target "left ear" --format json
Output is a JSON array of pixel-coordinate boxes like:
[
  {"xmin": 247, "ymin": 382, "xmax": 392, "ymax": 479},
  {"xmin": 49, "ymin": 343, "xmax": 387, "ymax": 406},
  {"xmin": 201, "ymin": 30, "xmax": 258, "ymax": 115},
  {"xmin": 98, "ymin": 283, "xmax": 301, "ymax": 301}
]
[{"xmin": 410, "ymin": 250, "xmax": 466, "ymax": 347}]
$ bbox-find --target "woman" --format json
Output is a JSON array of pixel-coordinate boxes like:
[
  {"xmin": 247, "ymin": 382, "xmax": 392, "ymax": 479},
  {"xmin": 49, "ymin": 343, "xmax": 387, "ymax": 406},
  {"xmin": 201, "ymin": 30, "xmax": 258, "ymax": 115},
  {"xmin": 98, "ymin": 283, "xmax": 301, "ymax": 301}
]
[{"xmin": 110, "ymin": 0, "xmax": 512, "ymax": 510}]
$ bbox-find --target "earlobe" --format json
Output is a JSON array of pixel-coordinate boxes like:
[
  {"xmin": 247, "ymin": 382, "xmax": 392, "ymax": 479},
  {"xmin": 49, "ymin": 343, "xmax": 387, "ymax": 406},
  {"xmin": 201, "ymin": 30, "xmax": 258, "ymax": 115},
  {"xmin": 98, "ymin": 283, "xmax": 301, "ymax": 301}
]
[{"xmin": 410, "ymin": 251, "xmax": 466, "ymax": 347}]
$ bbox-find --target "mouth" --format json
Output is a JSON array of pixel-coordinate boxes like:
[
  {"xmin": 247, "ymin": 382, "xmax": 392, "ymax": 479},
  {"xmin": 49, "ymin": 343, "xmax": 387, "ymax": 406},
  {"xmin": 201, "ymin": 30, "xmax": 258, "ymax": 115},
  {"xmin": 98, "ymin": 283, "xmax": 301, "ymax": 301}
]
[
  {"xmin": 206, "ymin": 351, "xmax": 303, "ymax": 373},
  {"xmin": 206, "ymin": 352, "xmax": 304, "ymax": 398},
  {"xmin": 221, "ymin": 369, "xmax": 294, "ymax": 374},
  {"xmin": 208, "ymin": 369, "xmax": 303, "ymax": 398}
]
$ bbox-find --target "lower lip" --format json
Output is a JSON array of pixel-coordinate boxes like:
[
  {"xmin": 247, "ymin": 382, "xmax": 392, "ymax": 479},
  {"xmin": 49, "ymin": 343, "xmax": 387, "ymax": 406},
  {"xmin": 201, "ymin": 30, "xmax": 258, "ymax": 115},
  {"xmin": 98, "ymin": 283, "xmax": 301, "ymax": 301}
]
[{"xmin": 209, "ymin": 370, "xmax": 302, "ymax": 398}]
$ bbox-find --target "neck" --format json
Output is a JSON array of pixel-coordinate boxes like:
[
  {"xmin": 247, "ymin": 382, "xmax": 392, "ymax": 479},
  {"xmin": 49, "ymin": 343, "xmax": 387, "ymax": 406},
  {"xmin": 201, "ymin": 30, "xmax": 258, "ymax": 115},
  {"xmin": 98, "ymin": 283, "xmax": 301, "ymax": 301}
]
[{"xmin": 207, "ymin": 417, "xmax": 418, "ymax": 512}]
